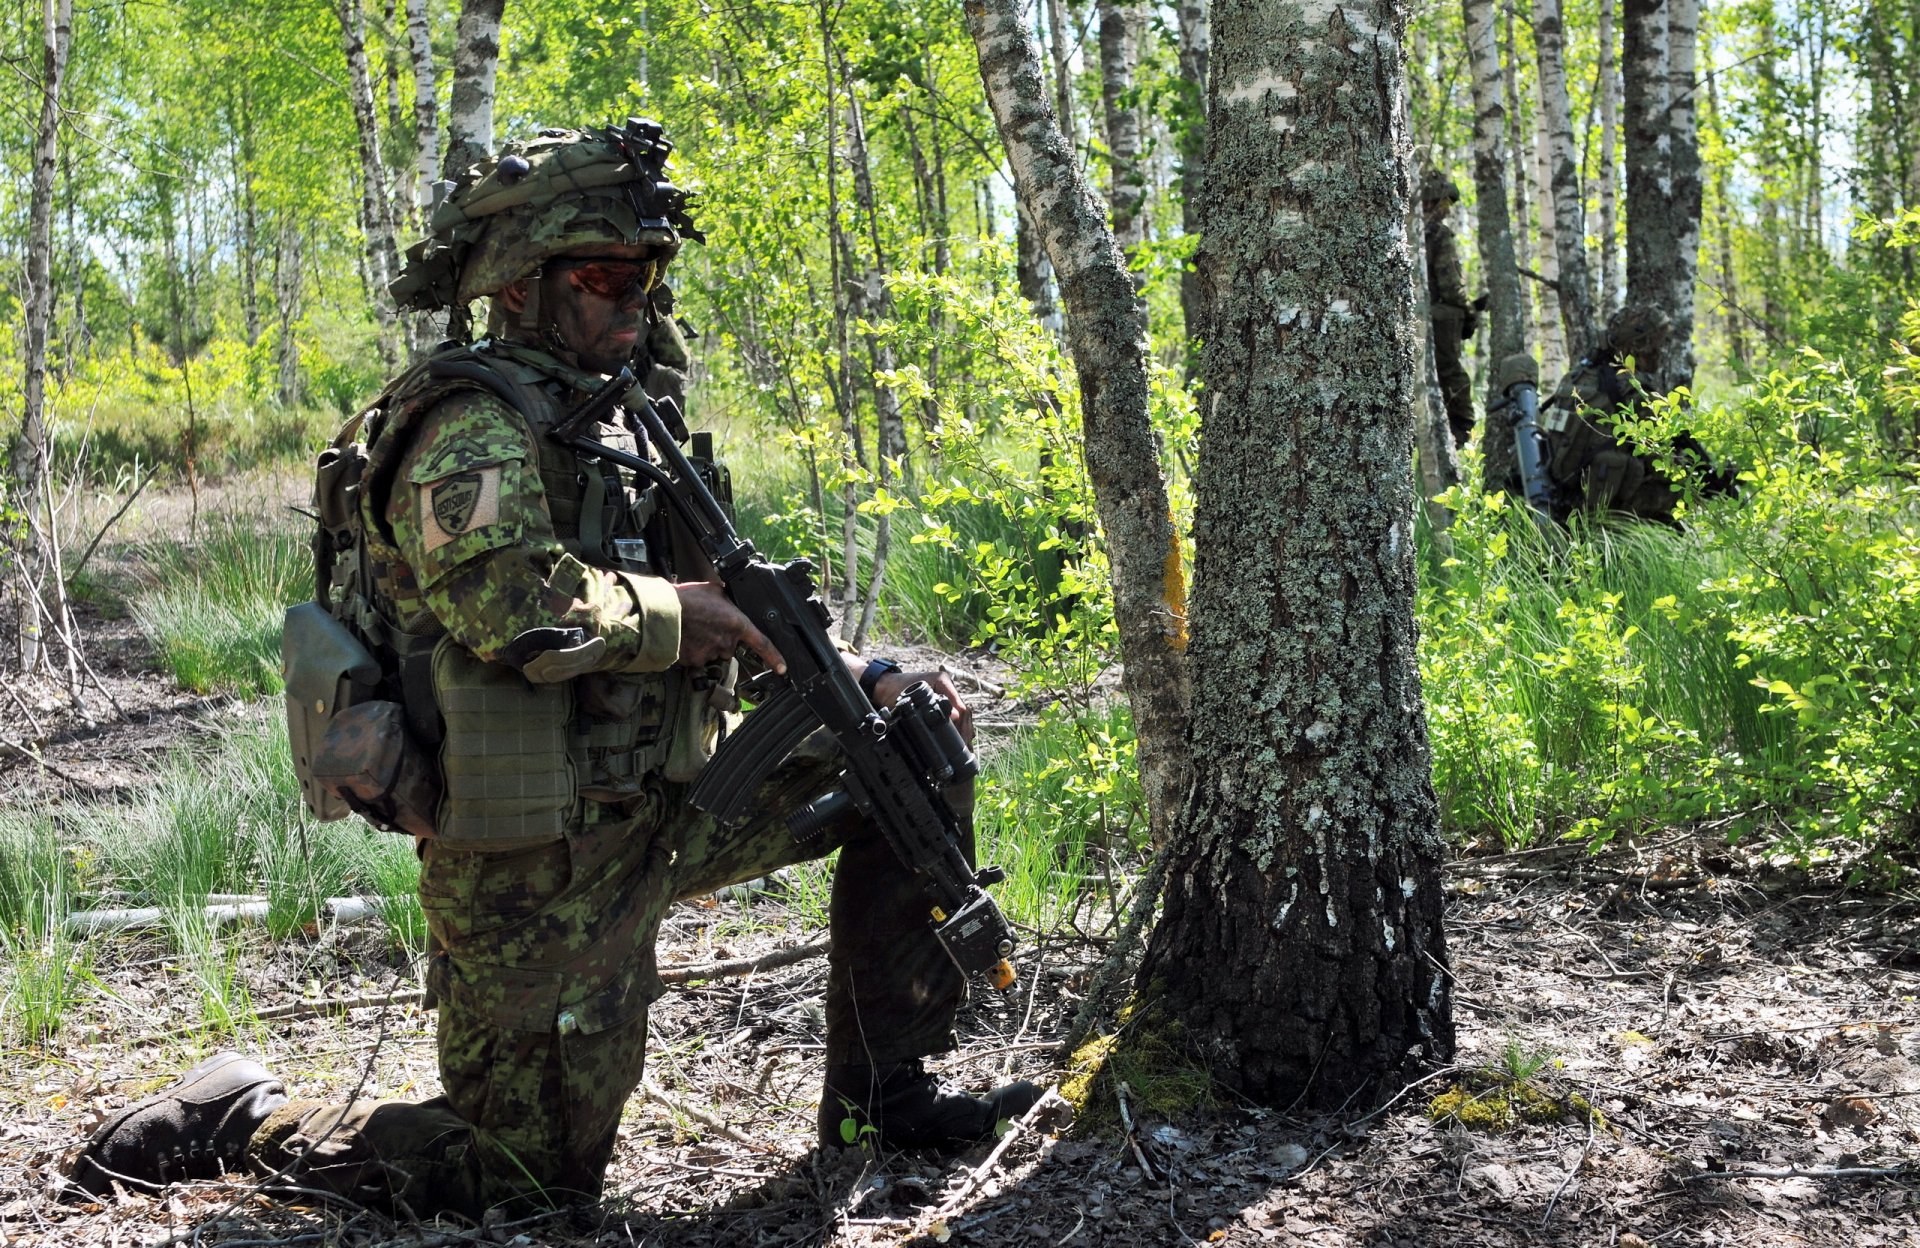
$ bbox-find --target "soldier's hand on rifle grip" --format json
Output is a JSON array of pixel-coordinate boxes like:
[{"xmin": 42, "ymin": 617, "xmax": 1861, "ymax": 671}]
[{"xmin": 675, "ymin": 580, "xmax": 785, "ymax": 674}]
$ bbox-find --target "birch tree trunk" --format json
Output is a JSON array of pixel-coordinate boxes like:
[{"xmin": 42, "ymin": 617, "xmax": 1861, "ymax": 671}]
[
  {"xmin": 337, "ymin": 0, "xmax": 402, "ymax": 371},
  {"xmin": 1501, "ymin": 0, "xmax": 1535, "ymax": 354},
  {"xmin": 844, "ymin": 83, "xmax": 904, "ymax": 651},
  {"xmin": 1462, "ymin": 0, "xmax": 1527, "ymax": 482},
  {"xmin": 1098, "ymin": 0, "xmax": 1147, "ymax": 255},
  {"xmin": 406, "ymin": 0, "xmax": 439, "ymax": 221},
  {"xmin": 1135, "ymin": 0, "xmax": 1451, "ymax": 1106},
  {"xmin": 1535, "ymin": 0, "xmax": 1595, "ymax": 357},
  {"xmin": 1622, "ymin": 0, "xmax": 1673, "ymax": 342},
  {"xmin": 1532, "ymin": 129, "xmax": 1568, "ymax": 382},
  {"xmin": 1045, "ymin": 0, "xmax": 1078, "ymax": 143},
  {"xmin": 965, "ymin": 0, "xmax": 1192, "ymax": 847},
  {"xmin": 1176, "ymin": 0, "xmax": 1211, "ymax": 362},
  {"xmin": 1597, "ymin": 0, "xmax": 1620, "ymax": 318},
  {"xmin": 1406, "ymin": 84, "xmax": 1461, "ymax": 513},
  {"xmin": 15, "ymin": 0, "xmax": 73, "ymax": 674},
  {"xmin": 1664, "ymin": 0, "xmax": 1701, "ymax": 388},
  {"xmin": 274, "ymin": 224, "xmax": 306, "ymax": 406},
  {"xmin": 445, "ymin": 0, "xmax": 505, "ymax": 178}
]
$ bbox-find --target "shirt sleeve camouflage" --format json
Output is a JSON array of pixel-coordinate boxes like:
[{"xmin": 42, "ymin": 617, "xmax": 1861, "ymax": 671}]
[{"xmin": 389, "ymin": 391, "xmax": 683, "ymax": 673}]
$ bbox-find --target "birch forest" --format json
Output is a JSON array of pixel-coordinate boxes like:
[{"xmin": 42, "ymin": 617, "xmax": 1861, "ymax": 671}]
[{"xmin": 5, "ymin": 0, "xmax": 1920, "ymax": 1240}]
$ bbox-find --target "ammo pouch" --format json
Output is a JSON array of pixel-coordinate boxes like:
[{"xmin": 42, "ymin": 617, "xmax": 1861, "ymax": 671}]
[
  {"xmin": 285, "ymin": 603, "xmax": 442, "ymax": 836},
  {"xmin": 432, "ymin": 636, "xmax": 576, "ymax": 851},
  {"xmin": 665, "ymin": 661, "xmax": 739, "ymax": 784},
  {"xmin": 284, "ymin": 602, "xmax": 381, "ymax": 823},
  {"xmin": 310, "ymin": 700, "xmax": 441, "ymax": 837}
]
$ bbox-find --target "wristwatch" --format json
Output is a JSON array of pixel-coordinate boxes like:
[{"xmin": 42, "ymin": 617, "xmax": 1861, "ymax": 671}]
[{"xmin": 859, "ymin": 657, "xmax": 902, "ymax": 704}]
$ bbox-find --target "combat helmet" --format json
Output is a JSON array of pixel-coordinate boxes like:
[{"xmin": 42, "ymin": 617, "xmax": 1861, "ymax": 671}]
[
  {"xmin": 390, "ymin": 118, "xmax": 703, "ymax": 338},
  {"xmin": 1601, "ymin": 303, "xmax": 1670, "ymax": 361},
  {"xmin": 1420, "ymin": 168, "xmax": 1460, "ymax": 207}
]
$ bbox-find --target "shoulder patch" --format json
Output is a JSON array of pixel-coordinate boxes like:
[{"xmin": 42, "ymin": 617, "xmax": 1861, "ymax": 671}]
[{"xmin": 419, "ymin": 465, "xmax": 504, "ymax": 553}]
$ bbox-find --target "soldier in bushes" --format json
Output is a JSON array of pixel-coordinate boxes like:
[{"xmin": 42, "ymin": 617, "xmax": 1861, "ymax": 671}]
[
  {"xmin": 1538, "ymin": 304, "xmax": 1738, "ymax": 525},
  {"xmin": 65, "ymin": 122, "xmax": 1035, "ymax": 1217}
]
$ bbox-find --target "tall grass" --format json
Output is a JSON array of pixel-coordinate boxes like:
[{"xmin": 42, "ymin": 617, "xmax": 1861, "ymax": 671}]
[
  {"xmin": 95, "ymin": 708, "xmax": 432, "ymax": 953},
  {"xmin": 0, "ymin": 815, "xmax": 91, "ymax": 1043},
  {"xmin": 1417, "ymin": 491, "xmax": 1795, "ymax": 849},
  {"xmin": 132, "ymin": 512, "xmax": 310, "ymax": 696},
  {"xmin": 975, "ymin": 704, "xmax": 1139, "ymax": 930}
]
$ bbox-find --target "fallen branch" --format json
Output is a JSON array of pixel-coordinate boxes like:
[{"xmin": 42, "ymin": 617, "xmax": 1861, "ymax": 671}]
[
  {"xmin": 1680, "ymin": 1164, "xmax": 1912, "ymax": 1184},
  {"xmin": 254, "ymin": 989, "xmax": 427, "ymax": 1022},
  {"xmin": 1114, "ymin": 1080, "xmax": 1158, "ymax": 1180},
  {"xmin": 0, "ymin": 733, "xmax": 89, "ymax": 787},
  {"xmin": 67, "ymin": 895, "xmax": 390, "ymax": 936},
  {"xmin": 658, "ymin": 936, "xmax": 830, "ymax": 984},
  {"xmin": 640, "ymin": 1078, "xmax": 770, "ymax": 1149},
  {"xmin": 65, "ymin": 460, "xmax": 159, "ymax": 586}
]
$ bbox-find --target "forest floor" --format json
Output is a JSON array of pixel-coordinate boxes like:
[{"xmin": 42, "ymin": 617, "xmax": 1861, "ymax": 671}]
[{"xmin": 3, "ymin": 478, "xmax": 1919, "ymax": 1247}]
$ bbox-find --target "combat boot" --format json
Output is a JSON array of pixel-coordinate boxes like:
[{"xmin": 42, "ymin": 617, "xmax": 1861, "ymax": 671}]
[
  {"xmin": 64, "ymin": 1052, "xmax": 289, "ymax": 1196},
  {"xmin": 818, "ymin": 1060, "xmax": 1040, "ymax": 1151}
]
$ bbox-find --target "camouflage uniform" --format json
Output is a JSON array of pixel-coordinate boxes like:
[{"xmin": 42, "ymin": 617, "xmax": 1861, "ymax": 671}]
[
  {"xmin": 249, "ymin": 133, "xmax": 977, "ymax": 1219},
  {"xmin": 1422, "ymin": 171, "xmax": 1477, "ymax": 450},
  {"xmin": 1539, "ymin": 305, "xmax": 1731, "ymax": 524}
]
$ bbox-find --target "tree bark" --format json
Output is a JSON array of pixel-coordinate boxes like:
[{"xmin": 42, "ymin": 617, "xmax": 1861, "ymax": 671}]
[
  {"xmin": 1462, "ymin": 0, "xmax": 1526, "ymax": 477},
  {"xmin": 1406, "ymin": 81, "xmax": 1460, "ymax": 514},
  {"xmin": 1136, "ymin": 0, "xmax": 1451, "ymax": 1107},
  {"xmin": 1664, "ymin": 0, "xmax": 1701, "ymax": 387},
  {"xmin": 16, "ymin": 0, "xmax": 73, "ymax": 673},
  {"xmin": 1501, "ymin": 0, "xmax": 1535, "ymax": 359},
  {"xmin": 406, "ymin": 0, "xmax": 439, "ymax": 222},
  {"xmin": 1597, "ymin": 0, "xmax": 1620, "ymax": 318},
  {"xmin": 843, "ymin": 82, "xmax": 904, "ymax": 651},
  {"xmin": 445, "ymin": 0, "xmax": 504, "ymax": 178},
  {"xmin": 337, "ymin": 0, "xmax": 402, "ymax": 371},
  {"xmin": 1176, "ymin": 0, "xmax": 1211, "ymax": 364},
  {"xmin": 1045, "ymin": 0, "xmax": 1078, "ymax": 143},
  {"xmin": 1622, "ymin": 0, "xmax": 1673, "ymax": 354},
  {"xmin": 1097, "ymin": 0, "xmax": 1147, "ymax": 256},
  {"xmin": 274, "ymin": 224, "xmax": 306, "ymax": 406},
  {"xmin": 1534, "ymin": 0, "xmax": 1593, "ymax": 359},
  {"xmin": 1531, "ymin": 127, "xmax": 1568, "ymax": 382},
  {"xmin": 964, "ymin": 0, "xmax": 1192, "ymax": 847}
]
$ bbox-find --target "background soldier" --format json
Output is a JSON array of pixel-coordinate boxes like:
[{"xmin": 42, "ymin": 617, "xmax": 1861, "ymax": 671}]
[
  {"xmin": 66, "ymin": 123, "xmax": 1036, "ymax": 1217},
  {"xmin": 1422, "ymin": 169, "xmax": 1483, "ymax": 450},
  {"xmin": 1541, "ymin": 304, "xmax": 1737, "ymax": 524}
]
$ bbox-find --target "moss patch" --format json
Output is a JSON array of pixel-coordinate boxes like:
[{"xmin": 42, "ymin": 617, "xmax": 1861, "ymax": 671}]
[
  {"xmin": 1428, "ymin": 1075, "xmax": 1607, "ymax": 1133},
  {"xmin": 1060, "ymin": 993, "xmax": 1214, "ymax": 1130}
]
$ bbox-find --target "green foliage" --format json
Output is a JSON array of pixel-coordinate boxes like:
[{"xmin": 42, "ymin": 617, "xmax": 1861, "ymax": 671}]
[
  {"xmin": 133, "ymin": 513, "xmax": 309, "ymax": 696},
  {"xmin": 1671, "ymin": 354, "xmax": 1920, "ymax": 866},
  {"xmin": 0, "ymin": 815, "xmax": 90, "ymax": 1044},
  {"xmin": 1418, "ymin": 484, "xmax": 1776, "ymax": 851}
]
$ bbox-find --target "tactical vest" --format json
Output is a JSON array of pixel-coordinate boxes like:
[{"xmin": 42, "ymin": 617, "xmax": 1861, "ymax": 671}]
[{"xmin": 288, "ymin": 340, "xmax": 716, "ymax": 851}]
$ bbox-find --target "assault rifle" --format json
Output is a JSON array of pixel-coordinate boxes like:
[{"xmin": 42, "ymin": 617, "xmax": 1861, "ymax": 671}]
[{"xmin": 550, "ymin": 370, "xmax": 1018, "ymax": 990}]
